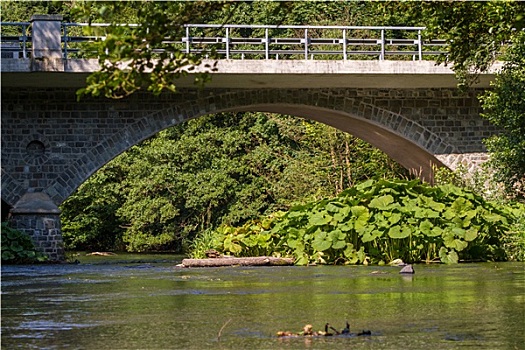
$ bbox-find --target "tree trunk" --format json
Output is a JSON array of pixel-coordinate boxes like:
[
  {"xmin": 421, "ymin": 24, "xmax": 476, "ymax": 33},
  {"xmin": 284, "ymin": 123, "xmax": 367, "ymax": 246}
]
[{"xmin": 180, "ymin": 256, "xmax": 294, "ymax": 267}]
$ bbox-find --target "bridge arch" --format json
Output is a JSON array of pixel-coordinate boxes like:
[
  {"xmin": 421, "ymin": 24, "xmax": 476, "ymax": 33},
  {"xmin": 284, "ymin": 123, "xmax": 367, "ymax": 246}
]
[{"xmin": 41, "ymin": 88, "xmax": 453, "ymax": 206}]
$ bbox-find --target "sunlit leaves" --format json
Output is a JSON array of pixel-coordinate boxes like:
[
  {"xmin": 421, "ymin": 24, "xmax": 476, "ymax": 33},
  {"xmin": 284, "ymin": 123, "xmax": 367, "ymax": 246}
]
[
  {"xmin": 74, "ymin": 1, "xmax": 232, "ymax": 99},
  {"xmin": 207, "ymin": 179, "xmax": 520, "ymax": 265}
]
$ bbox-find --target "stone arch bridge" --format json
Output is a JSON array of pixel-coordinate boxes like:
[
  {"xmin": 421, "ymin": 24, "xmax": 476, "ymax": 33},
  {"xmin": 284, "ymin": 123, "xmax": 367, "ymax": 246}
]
[{"xmin": 1, "ymin": 16, "xmax": 500, "ymax": 260}]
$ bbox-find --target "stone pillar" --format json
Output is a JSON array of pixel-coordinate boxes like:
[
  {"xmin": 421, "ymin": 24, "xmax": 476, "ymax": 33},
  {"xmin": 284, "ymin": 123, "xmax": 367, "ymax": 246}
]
[
  {"xmin": 9, "ymin": 192, "xmax": 65, "ymax": 262},
  {"xmin": 30, "ymin": 14, "xmax": 63, "ymax": 58}
]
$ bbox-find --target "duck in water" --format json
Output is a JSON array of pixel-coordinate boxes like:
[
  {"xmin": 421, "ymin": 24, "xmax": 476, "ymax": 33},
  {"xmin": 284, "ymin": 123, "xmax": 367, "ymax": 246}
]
[{"xmin": 341, "ymin": 321, "xmax": 350, "ymax": 334}]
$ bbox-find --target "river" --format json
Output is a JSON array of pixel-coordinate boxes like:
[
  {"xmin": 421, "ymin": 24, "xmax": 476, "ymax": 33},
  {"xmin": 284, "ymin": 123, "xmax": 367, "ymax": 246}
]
[{"xmin": 1, "ymin": 254, "xmax": 524, "ymax": 349}]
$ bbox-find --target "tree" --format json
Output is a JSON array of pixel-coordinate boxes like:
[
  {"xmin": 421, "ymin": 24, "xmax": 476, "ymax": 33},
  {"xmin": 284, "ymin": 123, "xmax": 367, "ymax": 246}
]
[
  {"xmin": 398, "ymin": 1, "xmax": 525, "ymax": 199},
  {"xmin": 400, "ymin": 1, "xmax": 525, "ymax": 88},
  {"xmin": 480, "ymin": 32, "xmax": 525, "ymax": 200}
]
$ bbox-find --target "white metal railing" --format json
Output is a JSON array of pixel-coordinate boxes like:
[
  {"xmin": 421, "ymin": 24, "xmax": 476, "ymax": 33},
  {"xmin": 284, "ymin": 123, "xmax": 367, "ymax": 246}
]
[
  {"xmin": 1, "ymin": 22, "xmax": 447, "ymax": 60},
  {"xmin": 1, "ymin": 22, "xmax": 31, "ymax": 58}
]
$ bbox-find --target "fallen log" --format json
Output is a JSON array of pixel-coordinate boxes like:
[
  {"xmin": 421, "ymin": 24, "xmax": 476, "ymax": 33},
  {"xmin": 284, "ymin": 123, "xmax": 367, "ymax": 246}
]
[
  {"xmin": 180, "ymin": 256, "xmax": 294, "ymax": 267},
  {"xmin": 86, "ymin": 252, "xmax": 117, "ymax": 256}
]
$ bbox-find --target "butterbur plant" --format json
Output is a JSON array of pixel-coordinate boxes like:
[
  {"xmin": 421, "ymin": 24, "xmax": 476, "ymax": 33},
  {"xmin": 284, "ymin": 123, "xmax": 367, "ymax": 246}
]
[
  {"xmin": 202, "ymin": 179, "xmax": 522, "ymax": 265},
  {"xmin": 1, "ymin": 222, "xmax": 48, "ymax": 264}
]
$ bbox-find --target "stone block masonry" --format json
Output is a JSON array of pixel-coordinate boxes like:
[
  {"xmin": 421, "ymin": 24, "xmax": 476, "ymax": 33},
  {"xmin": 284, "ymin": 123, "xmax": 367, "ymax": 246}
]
[{"xmin": 1, "ymin": 86, "xmax": 498, "ymax": 208}]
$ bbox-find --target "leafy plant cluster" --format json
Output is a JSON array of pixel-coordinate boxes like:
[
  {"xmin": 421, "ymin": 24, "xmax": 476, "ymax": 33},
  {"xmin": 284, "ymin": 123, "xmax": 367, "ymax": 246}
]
[
  {"xmin": 202, "ymin": 179, "xmax": 523, "ymax": 265},
  {"xmin": 1, "ymin": 223, "xmax": 48, "ymax": 264}
]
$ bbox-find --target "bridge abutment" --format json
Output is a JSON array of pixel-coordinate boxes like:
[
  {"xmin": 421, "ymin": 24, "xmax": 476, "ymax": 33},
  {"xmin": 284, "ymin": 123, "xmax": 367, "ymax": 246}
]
[{"xmin": 9, "ymin": 192, "xmax": 65, "ymax": 262}]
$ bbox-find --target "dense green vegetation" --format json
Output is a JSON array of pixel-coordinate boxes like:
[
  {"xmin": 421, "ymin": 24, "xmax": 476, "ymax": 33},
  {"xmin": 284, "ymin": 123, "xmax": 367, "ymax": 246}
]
[
  {"xmin": 61, "ymin": 113, "xmax": 406, "ymax": 252},
  {"xmin": 192, "ymin": 179, "xmax": 524, "ymax": 265},
  {"xmin": 1, "ymin": 223, "xmax": 48, "ymax": 264}
]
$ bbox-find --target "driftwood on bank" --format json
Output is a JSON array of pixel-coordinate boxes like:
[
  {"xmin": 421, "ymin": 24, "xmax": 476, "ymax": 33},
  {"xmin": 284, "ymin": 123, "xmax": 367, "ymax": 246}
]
[{"xmin": 180, "ymin": 256, "xmax": 294, "ymax": 267}]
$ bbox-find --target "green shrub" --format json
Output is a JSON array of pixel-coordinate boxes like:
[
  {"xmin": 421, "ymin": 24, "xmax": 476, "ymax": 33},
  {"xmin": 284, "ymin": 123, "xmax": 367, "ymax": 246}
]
[
  {"xmin": 1, "ymin": 222, "xmax": 48, "ymax": 264},
  {"xmin": 203, "ymin": 179, "xmax": 522, "ymax": 265}
]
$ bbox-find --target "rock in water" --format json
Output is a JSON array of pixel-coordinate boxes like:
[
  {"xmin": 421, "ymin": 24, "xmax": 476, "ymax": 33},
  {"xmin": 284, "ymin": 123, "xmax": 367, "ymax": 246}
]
[{"xmin": 399, "ymin": 264, "xmax": 415, "ymax": 274}]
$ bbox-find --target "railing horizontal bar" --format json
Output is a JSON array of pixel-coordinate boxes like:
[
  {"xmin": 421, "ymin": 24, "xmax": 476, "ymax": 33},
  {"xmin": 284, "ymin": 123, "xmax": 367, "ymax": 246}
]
[{"xmin": 184, "ymin": 24, "xmax": 427, "ymax": 30}]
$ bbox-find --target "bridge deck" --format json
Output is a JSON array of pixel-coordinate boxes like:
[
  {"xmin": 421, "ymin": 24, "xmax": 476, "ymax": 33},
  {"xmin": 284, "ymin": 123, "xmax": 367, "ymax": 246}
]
[{"xmin": 0, "ymin": 59, "xmax": 499, "ymax": 89}]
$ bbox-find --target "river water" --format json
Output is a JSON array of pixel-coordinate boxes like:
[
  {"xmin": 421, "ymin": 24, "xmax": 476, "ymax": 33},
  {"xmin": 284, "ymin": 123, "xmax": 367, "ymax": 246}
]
[{"xmin": 1, "ymin": 254, "xmax": 524, "ymax": 349}]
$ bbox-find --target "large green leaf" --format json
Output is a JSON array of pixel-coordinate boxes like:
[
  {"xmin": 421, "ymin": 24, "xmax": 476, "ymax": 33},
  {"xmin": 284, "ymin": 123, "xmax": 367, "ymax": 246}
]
[
  {"xmin": 443, "ymin": 233, "xmax": 468, "ymax": 251},
  {"xmin": 328, "ymin": 229, "xmax": 345, "ymax": 242},
  {"xmin": 309, "ymin": 211, "xmax": 332, "ymax": 227},
  {"xmin": 2, "ymin": 251, "xmax": 15, "ymax": 261},
  {"xmin": 339, "ymin": 222, "xmax": 353, "ymax": 232},
  {"xmin": 325, "ymin": 203, "xmax": 342, "ymax": 213},
  {"xmin": 352, "ymin": 206, "xmax": 370, "ymax": 233},
  {"xmin": 369, "ymin": 194, "xmax": 394, "ymax": 210},
  {"xmin": 388, "ymin": 212, "xmax": 402, "ymax": 225},
  {"xmin": 439, "ymin": 247, "xmax": 459, "ymax": 264},
  {"xmin": 464, "ymin": 228, "xmax": 478, "ymax": 242},
  {"xmin": 332, "ymin": 240, "xmax": 347, "ymax": 250},
  {"xmin": 333, "ymin": 206, "xmax": 351, "ymax": 223},
  {"xmin": 295, "ymin": 255, "xmax": 309, "ymax": 266},
  {"xmin": 312, "ymin": 238, "xmax": 332, "ymax": 252},
  {"xmin": 388, "ymin": 225, "xmax": 411, "ymax": 239},
  {"xmin": 224, "ymin": 239, "xmax": 242, "ymax": 254},
  {"xmin": 419, "ymin": 219, "xmax": 433, "ymax": 235},
  {"xmin": 287, "ymin": 237, "xmax": 302, "ymax": 249},
  {"xmin": 241, "ymin": 235, "xmax": 258, "ymax": 247},
  {"xmin": 10, "ymin": 242, "xmax": 23, "ymax": 252},
  {"xmin": 351, "ymin": 205, "xmax": 369, "ymax": 217},
  {"xmin": 450, "ymin": 197, "xmax": 474, "ymax": 215}
]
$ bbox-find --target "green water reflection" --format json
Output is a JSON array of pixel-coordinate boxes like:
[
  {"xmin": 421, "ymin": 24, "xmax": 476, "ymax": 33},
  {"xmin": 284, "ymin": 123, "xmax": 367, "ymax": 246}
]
[{"xmin": 1, "ymin": 256, "xmax": 524, "ymax": 349}]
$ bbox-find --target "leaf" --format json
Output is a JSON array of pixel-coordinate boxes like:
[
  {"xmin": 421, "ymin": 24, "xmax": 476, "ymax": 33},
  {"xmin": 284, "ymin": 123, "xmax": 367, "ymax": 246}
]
[
  {"xmin": 419, "ymin": 219, "xmax": 433, "ymax": 235},
  {"xmin": 295, "ymin": 255, "xmax": 309, "ymax": 266},
  {"xmin": 351, "ymin": 205, "xmax": 369, "ymax": 218},
  {"xmin": 439, "ymin": 247, "xmax": 459, "ymax": 264},
  {"xmin": 2, "ymin": 251, "xmax": 15, "ymax": 261},
  {"xmin": 443, "ymin": 232, "xmax": 468, "ymax": 251},
  {"xmin": 389, "ymin": 212, "xmax": 402, "ymax": 225},
  {"xmin": 332, "ymin": 240, "xmax": 347, "ymax": 250},
  {"xmin": 464, "ymin": 228, "xmax": 478, "ymax": 242},
  {"xmin": 388, "ymin": 225, "xmax": 411, "ymax": 239},
  {"xmin": 224, "ymin": 237, "xmax": 242, "ymax": 254},
  {"xmin": 10, "ymin": 242, "xmax": 23, "ymax": 252},
  {"xmin": 312, "ymin": 237, "xmax": 332, "ymax": 252},
  {"xmin": 309, "ymin": 211, "xmax": 332, "ymax": 227},
  {"xmin": 369, "ymin": 195, "xmax": 395, "ymax": 210},
  {"xmin": 423, "ymin": 226, "xmax": 442, "ymax": 238},
  {"xmin": 328, "ymin": 229, "xmax": 345, "ymax": 242},
  {"xmin": 356, "ymin": 247, "xmax": 368, "ymax": 264},
  {"xmin": 325, "ymin": 203, "xmax": 342, "ymax": 213},
  {"xmin": 451, "ymin": 227, "xmax": 466, "ymax": 239}
]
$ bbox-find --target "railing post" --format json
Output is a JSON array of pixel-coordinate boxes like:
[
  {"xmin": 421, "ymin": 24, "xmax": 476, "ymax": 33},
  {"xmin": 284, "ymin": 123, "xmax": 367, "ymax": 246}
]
[
  {"xmin": 342, "ymin": 28, "xmax": 347, "ymax": 60},
  {"xmin": 304, "ymin": 28, "xmax": 308, "ymax": 60},
  {"xmin": 265, "ymin": 28, "xmax": 269, "ymax": 60},
  {"xmin": 63, "ymin": 24, "xmax": 68, "ymax": 59},
  {"xmin": 30, "ymin": 14, "xmax": 63, "ymax": 59},
  {"xmin": 185, "ymin": 26, "xmax": 190, "ymax": 54},
  {"xmin": 380, "ymin": 28, "xmax": 385, "ymax": 60},
  {"xmin": 418, "ymin": 29, "xmax": 422, "ymax": 61},
  {"xmin": 225, "ymin": 27, "xmax": 230, "ymax": 59},
  {"xmin": 22, "ymin": 23, "xmax": 28, "ymax": 58}
]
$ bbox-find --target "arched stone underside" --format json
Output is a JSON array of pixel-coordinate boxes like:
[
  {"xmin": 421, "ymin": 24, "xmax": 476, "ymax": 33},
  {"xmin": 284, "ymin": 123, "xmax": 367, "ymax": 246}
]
[{"xmin": 1, "ymin": 87, "xmax": 497, "ymax": 208}]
